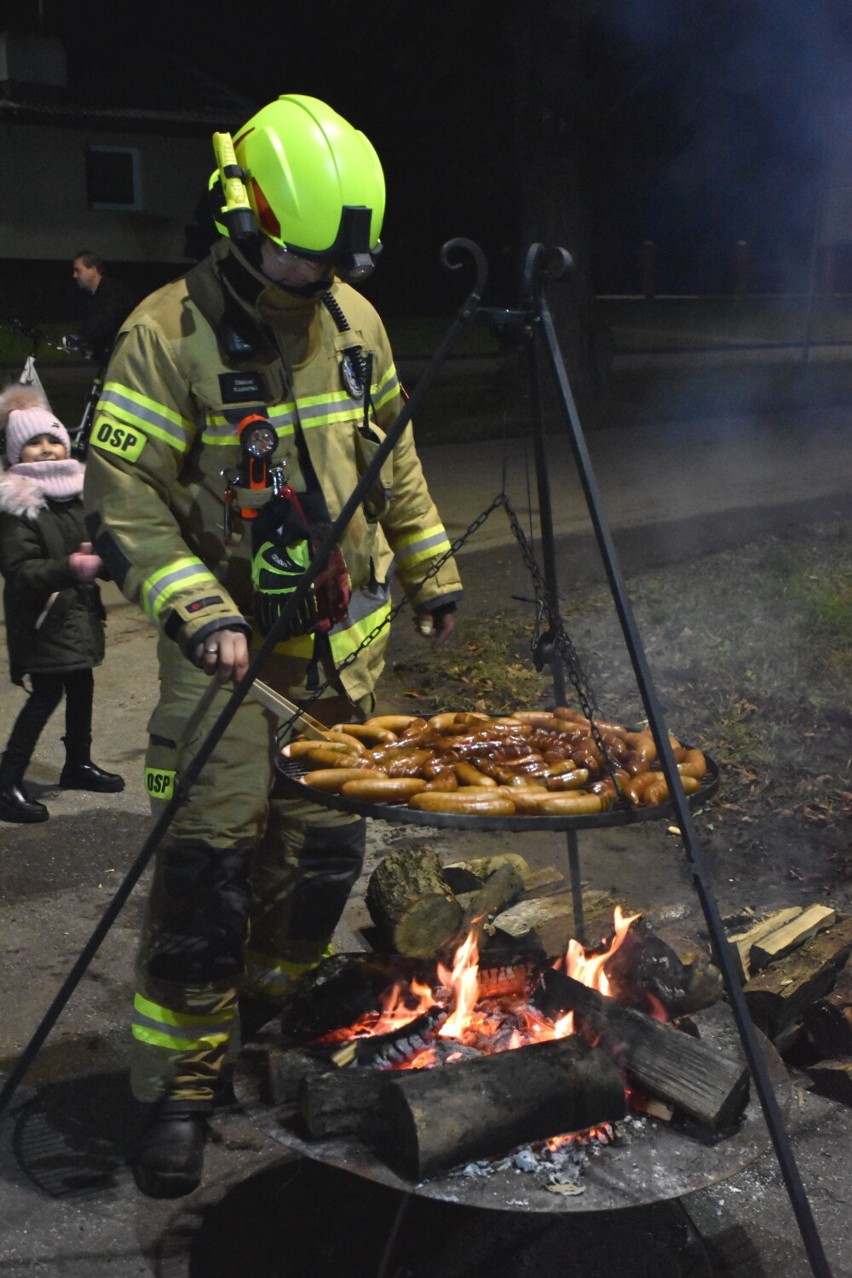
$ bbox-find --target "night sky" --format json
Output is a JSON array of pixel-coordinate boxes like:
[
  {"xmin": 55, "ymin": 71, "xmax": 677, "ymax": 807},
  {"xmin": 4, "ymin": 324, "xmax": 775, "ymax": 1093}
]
[{"xmin": 6, "ymin": 0, "xmax": 852, "ymax": 297}]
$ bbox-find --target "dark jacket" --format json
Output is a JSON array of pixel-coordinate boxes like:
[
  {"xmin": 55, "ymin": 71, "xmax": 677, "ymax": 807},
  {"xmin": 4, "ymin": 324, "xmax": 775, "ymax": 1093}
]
[
  {"xmin": 78, "ymin": 275, "xmax": 135, "ymax": 366},
  {"xmin": 0, "ymin": 471, "xmax": 105, "ymax": 685}
]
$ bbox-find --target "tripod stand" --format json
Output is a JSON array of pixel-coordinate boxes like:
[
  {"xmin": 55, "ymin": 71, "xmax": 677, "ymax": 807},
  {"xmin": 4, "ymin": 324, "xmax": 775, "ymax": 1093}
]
[{"xmin": 480, "ymin": 242, "xmax": 832, "ymax": 1278}]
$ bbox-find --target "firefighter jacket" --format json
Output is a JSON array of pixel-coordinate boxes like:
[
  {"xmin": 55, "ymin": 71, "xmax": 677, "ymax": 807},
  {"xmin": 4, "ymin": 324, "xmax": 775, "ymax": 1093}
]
[{"xmin": 82, "ymin": 240, "xmax": 462, "ymax": 704}]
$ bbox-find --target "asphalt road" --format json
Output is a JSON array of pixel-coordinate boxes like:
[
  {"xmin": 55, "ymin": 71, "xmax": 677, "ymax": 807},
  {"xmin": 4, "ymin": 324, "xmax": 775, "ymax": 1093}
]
[{"xmin": 0, "ymin": 389, "xmax": 850, "ymax": 1276}]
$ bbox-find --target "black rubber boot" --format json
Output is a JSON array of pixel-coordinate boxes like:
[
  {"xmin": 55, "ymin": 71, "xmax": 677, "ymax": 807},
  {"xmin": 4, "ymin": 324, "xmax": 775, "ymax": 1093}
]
[
  {"xmin": 131, "ymin": 1108, "xmax": 207, "ymax": 1199},
  {"xmin": 59, "ymin": 738, "xmax": 125, "ymax": 793},
  {"xmin": 0, "ymin": 755, "xmax": 48, "ymax": 824}
]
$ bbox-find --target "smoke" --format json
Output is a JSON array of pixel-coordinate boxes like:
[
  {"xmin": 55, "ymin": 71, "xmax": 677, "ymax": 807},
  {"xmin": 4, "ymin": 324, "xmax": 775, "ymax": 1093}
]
[{"xmin": 590, "ymin": 0, "xmax": 852, "ymax": 292}]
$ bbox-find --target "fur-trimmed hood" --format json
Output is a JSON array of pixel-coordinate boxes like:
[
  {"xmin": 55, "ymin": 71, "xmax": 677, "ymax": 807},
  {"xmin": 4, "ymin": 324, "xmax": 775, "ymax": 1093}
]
[{"xmin": 0, "ymin": 465, "xmax": 48, "ymax": 519}]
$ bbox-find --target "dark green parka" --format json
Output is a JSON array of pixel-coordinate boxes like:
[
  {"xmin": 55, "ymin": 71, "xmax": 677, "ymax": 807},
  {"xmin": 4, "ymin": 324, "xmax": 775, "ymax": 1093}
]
[{"xmin": 0, "ymin": 468, "xmax": 105, "ymax": 686}]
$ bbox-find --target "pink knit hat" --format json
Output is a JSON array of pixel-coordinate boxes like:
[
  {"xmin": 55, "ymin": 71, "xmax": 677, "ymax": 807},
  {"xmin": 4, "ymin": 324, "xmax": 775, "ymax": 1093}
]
[{"xmin": 0, "ymin": 385, "xmax": 71, "ymax": 466}]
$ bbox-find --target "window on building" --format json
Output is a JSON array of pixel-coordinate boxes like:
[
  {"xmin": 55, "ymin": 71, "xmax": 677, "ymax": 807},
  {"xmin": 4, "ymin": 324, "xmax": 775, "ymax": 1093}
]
[{"xmin": 85, "ymin": 145, "xmax": 142, "ymax": 210}]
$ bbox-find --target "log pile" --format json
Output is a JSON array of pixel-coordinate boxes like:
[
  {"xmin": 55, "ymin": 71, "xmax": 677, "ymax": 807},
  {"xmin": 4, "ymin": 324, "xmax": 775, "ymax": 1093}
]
[{"xmin": 724, "ymin": 904, "xmax": 852, "ymax": 1104}]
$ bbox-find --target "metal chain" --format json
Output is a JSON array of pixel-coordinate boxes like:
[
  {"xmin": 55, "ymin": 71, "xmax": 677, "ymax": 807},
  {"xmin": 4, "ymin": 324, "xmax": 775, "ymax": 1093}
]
[
  {"xmin": 500, "ymin": 495, "xmax": 629, "ymax": 801},
  {"xmin": 500, "ymin": 496, "xmax": 599, "ymax": 720},
  {"xmin": 273, "ymin": 495, "xmax": 508, "ymax": 740}
]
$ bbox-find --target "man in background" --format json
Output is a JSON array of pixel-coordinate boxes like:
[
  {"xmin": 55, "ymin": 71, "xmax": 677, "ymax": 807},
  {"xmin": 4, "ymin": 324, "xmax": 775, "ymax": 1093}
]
[{"xmin": 65, "ymin": 252, "xmax": 134, "ymax": 367}]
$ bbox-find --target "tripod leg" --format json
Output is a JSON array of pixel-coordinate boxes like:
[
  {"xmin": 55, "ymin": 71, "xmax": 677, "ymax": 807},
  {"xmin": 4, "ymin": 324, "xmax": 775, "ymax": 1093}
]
[{"xmin": 530, "ymin": 268, "xmax": 832, "ymax": 1278}]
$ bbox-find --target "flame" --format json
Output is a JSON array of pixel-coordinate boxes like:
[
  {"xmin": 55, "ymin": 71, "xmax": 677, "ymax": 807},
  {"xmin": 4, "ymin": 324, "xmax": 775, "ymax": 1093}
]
[
  {"xmin": 312, "ymin": 906, "xmax": 663, "ymax": 1155},
  {"xmin": 314, "ymin": 975, "xmax": 434, "ymax": 1044},
  {"xmin": 561, "ymin": 904, "xmax": 641, "ymax": 995},
  {"xmin": 438, "ymin": 923, "xmax": 482, "ymax": 1039},
  {"xmin": 425, "ymin": 906, "xmax": 644, "ymax": 1049}
]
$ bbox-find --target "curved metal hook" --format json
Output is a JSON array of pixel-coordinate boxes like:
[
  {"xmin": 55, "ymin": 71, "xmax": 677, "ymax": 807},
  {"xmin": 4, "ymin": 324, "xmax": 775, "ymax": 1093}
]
[
  {"xmin": 521, "ymin": 243, "xmax": 574, "ymax": 306},
  {"xmin": 439, "ymin": 237, "xmax": 488, "ymax": 302}
]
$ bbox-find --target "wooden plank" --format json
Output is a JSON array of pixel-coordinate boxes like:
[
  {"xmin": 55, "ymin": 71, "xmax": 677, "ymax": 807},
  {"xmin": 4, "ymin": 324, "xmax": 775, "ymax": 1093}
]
[{"xmin": 750, "ymin": 904, "xmax": 837, "ymax": 971}]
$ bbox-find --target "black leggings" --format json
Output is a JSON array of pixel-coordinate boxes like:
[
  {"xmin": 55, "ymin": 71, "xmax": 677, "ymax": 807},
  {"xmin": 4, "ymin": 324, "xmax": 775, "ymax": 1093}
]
[{"xmin": 3, "ymin": 670, "xmax": 94, "ymax": 771}]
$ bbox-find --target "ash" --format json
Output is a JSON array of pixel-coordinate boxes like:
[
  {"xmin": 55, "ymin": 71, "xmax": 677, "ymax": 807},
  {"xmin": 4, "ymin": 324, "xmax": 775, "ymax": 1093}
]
[{"xmin": 451, "ymin": 1115, "xmax": 651, "ymax": 1188}]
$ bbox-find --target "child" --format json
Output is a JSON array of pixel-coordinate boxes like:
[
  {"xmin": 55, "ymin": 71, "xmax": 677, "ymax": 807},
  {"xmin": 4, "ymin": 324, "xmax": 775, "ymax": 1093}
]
[{"xmin": 0, "ymin": 385, "xmax": 124, "ymax": 823}]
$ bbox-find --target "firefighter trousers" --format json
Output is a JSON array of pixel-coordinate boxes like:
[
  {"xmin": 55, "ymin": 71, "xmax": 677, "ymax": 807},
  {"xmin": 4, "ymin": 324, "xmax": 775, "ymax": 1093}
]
[{"xmin": 131, "ymin": 636, "xmax": 369, "ymax": 1107}]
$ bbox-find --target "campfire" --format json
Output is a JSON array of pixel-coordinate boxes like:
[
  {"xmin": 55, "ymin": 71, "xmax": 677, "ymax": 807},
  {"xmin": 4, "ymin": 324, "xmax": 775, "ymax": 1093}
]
[{"xmin": 250, "ymin": 910, "xmax": 750, "ymax": 1184}]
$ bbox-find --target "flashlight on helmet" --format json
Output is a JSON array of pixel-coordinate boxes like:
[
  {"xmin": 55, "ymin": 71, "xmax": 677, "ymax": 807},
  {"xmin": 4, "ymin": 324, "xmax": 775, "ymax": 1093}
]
[{"xmin": 212, "ymin": 131, "xmax": 257, "ymax": 243}]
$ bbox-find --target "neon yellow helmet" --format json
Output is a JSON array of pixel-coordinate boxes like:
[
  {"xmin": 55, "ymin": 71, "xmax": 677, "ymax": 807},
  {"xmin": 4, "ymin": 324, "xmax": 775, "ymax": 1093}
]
[{"xmin": 212, "ymin": 94, "xmax": 385, "ymax": 281}]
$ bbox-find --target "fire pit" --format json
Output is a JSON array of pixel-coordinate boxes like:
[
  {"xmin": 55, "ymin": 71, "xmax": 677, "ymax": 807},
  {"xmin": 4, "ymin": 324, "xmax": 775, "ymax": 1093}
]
[{"xmin": 234, "ymin": 916, "xmax": 790, "ymax": 1214}]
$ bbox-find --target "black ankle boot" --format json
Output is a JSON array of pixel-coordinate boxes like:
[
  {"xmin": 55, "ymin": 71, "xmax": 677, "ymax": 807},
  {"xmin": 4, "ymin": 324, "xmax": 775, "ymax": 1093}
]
[
  {"xmin": 131, "ymin": 1107, "xmax": 207, "ymax": 1199},
  {"xmin": 0, "ymin": 779, "xmax": 48, "ymax": 823},
  {"xmin": 59, "ymin": 760, "xmax": 125, "ymax": 793},
  {"xmin": 0, "ymin": 755, "xmax": 48, "ymax": 823}
]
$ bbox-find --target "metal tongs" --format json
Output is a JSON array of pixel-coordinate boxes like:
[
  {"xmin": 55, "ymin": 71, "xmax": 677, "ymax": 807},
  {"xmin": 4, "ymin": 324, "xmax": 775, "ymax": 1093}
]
[{"xmin": 250, "ymin": 679, "xmax": 331, "ymax": 741}]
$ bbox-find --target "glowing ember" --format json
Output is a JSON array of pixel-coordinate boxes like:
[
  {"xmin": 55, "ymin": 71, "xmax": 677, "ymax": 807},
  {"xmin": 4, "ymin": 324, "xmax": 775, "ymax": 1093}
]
[{"xmin": 315, "ymin": 977, "xmax": 434, "ymax": 1044}]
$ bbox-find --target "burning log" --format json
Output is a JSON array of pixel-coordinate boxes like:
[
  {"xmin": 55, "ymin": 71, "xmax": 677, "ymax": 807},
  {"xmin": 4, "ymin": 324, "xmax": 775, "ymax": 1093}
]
[
  {"xmin": 535, "ymin": 968, "xmax": 750, "ymax": 1132},
  {"xmin": 299, "ymin": 1068, "xmax": 391, "ymax": 1139},
  {"xmin": 367, "ymin": 846, "xmax": 464, "ymax": 956},
  {"xmin": 377, "ymin": 1036, "xmax": 626, "ymax": 1182}
]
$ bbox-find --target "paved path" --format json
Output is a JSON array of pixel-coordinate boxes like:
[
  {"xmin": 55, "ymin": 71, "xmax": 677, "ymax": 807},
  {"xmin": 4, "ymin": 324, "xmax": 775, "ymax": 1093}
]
[{"xmin": 418, "ymin": 404, "xmax": 852, "ymax": 561}]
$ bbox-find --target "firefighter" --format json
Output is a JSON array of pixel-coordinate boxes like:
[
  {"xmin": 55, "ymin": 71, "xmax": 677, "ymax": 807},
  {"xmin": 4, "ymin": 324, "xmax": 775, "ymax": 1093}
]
[{"xmin": 83, "ymin": 94, "xmax": 462, "ymax": 1198}]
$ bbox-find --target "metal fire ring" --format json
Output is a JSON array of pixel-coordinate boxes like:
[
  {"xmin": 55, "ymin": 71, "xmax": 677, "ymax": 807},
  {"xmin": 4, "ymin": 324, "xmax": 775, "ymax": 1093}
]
[
  {"xmin": 274, "ymin": 752, "xmax": 719, "ymax": 833},
  {"xmin": 234, "ymin": 1001, "xmax": 790, "ymax": 1215}
]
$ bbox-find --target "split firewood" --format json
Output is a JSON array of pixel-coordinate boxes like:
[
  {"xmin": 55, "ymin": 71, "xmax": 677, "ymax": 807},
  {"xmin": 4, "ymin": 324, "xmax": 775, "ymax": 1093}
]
[
  {"xmin": 806, "ymin": 1059, "xmax": 852, "ymax": 1107},
  {"xmin": 725, "ymin": 906, "xmax": 804, "ymax": 983},
  {"xmin": 743, "ymin": 916, "xmax": 852, "ymax": 1040},
  {"xmin": 366, "ymin": 846, "xmax": 463, "ymax": 957},
  {"xmin": 446, "ymin": 853, "xmax": 531, "ymax": 884},
  {"xmin": 535, "ymin": 968, "xmax": 750, "ymax": 1131},
  {"xmin": 460, "ymin": 861, "xmax": 525, "ymax": 936},
  {"xmin": 377, "ymin": 1035, "xmax": 626, "ymax": 1181},
  {"xmin": 239, "ymin": 1042, "xmax": 330, "ymax": 1108},
  {"xmin": 443, "ymin": 853, "xmax": 563, "ymax": 897},
  {"xmin": 749, "ymin": 904, "xmax": 837, "ymax": 971},
  {"xmin": 803, "ymin": 954, "xmax": 852, "ymax": 1058}
]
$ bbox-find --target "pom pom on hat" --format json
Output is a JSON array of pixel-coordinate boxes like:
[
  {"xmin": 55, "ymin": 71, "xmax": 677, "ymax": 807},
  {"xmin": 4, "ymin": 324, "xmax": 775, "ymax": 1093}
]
[{"xmin": 0, "ymin": 385, "xmax": 71, "ymax": 466}]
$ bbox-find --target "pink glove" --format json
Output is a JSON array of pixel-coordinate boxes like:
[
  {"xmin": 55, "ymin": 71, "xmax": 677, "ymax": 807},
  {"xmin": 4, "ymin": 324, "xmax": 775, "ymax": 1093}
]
[{"xmin": 69, "ymin": 542, "xmax": 102, "ymax": 581}]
